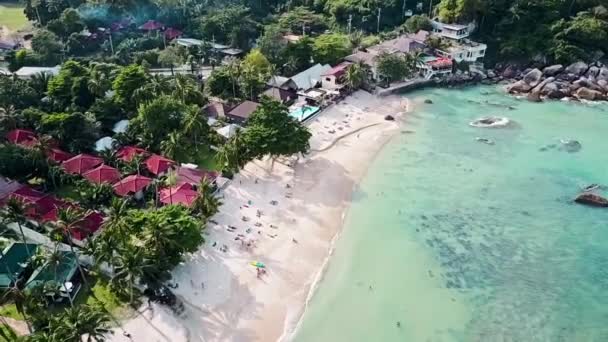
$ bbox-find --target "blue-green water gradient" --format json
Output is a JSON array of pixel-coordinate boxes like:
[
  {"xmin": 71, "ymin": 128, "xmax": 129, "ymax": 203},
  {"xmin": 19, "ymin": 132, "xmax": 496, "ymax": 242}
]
[{"xmin": 294, "ymin": 86, "xmax": 608, "ymax": 342}]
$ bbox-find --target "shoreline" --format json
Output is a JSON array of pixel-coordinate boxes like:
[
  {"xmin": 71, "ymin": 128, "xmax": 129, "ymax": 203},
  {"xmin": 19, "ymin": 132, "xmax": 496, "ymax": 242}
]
[
  {"xmin": 280, "ymin": 125, "xmax": 402, "ymax": 342},
  {"xmin": 109, "ymin": 91, "xmax": 408, "ymax": 342}
]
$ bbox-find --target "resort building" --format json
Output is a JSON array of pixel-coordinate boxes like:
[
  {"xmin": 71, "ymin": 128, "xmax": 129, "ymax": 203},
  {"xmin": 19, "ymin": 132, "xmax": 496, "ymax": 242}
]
[
  {"xmin": 159, "ymin": 183, "xmax": 198, "ymax": 207},
  {"xmin": 291, "ymin": 64, "xmax": 332, "ymax": 91},
  {"xmin": 82, "ymin": 164, "xmax": 121, "ymax": 185},
  {"xmin": 431, "ymin": 21, "xmax": 487, "ymax": 63},
  {"xmin": 321, "ymin": 62, "xmax": 352, "ymax": 90},
  {"xmin": 266, "ymin": 76, "xmax": 298, "ymax": 91},
  {"xmin": 226, "ymin": 101, "xmax": 261, "ymax": 125},
  {"xmin": 216, "ymin": 123, "xmax": 241, "ymax": 140},
  {"xmin": 5, "ymin": 129, "xmax": 37, "ymax": 147},
  {"xmin": 62, "ymin": 154, "xmax": 104, "ymax": 175},
  {"xmin": 175, "ymin": 166, "xmax": 219, "ymax": 187},
  {"xmin": 26, "ymin": 250, "xmax": 82, "ymax": 302},
  {"xmin": 202, "ymin": 101, "xmax": 233, "ymax": 119},
  {"xmin": 113, "ymin": 174, "xmax": 152, "ymax": 199},
  {"xmin": 47, "ymin": 148, "xmax": 73, "ymax": 163},
  {"xmin": 145, "ymin": 154, "xmax": 175, "ymax": 176},
  {"xmin": 0, "ymin": 243, "xmax": 39, "ymax": 289},
  {"xmin": 14, "ymin": 66, "xmax": 61, "ymax": 79},
  {"xmin": 0, "ymin": 177, "xmax": 21, "ymax": 200},
  {"xmin": 262, "ymin": 87, "xmax": 298, "ymax": 104}
]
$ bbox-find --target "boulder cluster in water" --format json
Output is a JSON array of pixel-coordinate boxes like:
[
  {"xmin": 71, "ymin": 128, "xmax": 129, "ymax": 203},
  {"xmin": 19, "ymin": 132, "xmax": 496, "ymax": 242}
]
[
  {"xmin": 502, "ymin": 62, "xmax": 608, "ymax": 102},
  {"xmin": 469, "ymin": 116, "xmax": 511, "ymax": 128}
]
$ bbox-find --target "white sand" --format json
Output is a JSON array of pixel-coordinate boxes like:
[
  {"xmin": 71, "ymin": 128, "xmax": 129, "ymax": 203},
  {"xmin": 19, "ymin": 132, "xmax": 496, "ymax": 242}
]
[{"xmin": 110, "ymin": 91, "xmax": 407, "ymax": 342}]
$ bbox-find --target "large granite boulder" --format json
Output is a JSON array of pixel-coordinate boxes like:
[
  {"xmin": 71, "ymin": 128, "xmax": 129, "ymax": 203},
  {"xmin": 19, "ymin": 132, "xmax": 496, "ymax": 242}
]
[
  {"xmin": 586, "ymin": 66, "xmax": 600, "ymax": 79},
  {"xmin": 502, "ymin": 65, "xmax": 519, "ymax": 79},
  {"xmin": 597, "ymin": 67, "xmax": 608, "ymax": 81},
  {"xmin": 507, "ymin": 80, "xmax": 532, "ymax": 93},
  {"xmin": 523, "ymin": 68, "xmax": 543, "ymax": 87},
  {"xmin": 556, "ymin": 73, "xmax": 579, "ymax": 82},
  {"xmin": 540, "ymin": 82, "xmax": 567, "ymax": 99},
  {"xmin": 573, "ymin": 78, "xmax": 603, "ymax": 92},
  {"xmin": 574, "ymin": 193, "xmax": 608, "ymax": 207},
  {"xmin": 543, "ymin": 64, "xmax": 564, "ymax": 76},
  {"xmin": 528, "ymin": 76, "xmax": 555, "ymax": 101},
  {"xmin": 565, "ymin": 61, "xmax": 588, "ymax": 76},
  {"xmin": 574, "ymin": 87, "xmax": 605, "ymax": 101},
  {"xmin": 487, "ymin": 70, "xmax": 497, "ymax": 78},
  {"xmin": 598, "ymin": 79, "xmax": 608, "ymax": 91}
]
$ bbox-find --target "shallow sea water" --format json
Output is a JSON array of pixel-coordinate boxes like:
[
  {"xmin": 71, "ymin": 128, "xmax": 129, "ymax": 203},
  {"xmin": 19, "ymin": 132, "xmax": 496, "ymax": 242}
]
[{"xmin": 294, "ymin": 86, "xmax": 608, "ymax": 342}]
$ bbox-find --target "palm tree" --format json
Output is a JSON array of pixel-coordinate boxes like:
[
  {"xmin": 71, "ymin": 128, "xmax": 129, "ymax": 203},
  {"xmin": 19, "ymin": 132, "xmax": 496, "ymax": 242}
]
[
  {"xmin": 191, "ymin": 178, "xmax": 222, "ymax": 219},
  {"xmin": 87, "ymin": 70, "xmax": 111, "ymax": 98},
  {"xmin": 182, "ymin": 106, "xmax": 208, "ymax": 146},
  {"xmin": 0, "ymin": 105, "xmax": 19, "ymax": 131},
  {"xmin": 98, "ymin": 148, "xmax": 118, "ymax": 167},
  {"xmin": 1, "ymin": 198, "xmax": 32, "ymax": 258},
  {"xmin": 47, "ymin": 304, "xmax": 111, "ymax": 341},
  {"xmin": 160, "ymin": 131, "xmax": 184, "ymax": 161},
  {"xmin": 1, "ymin": 283, "xmax": 32, "ymax": 333},
  {"xmin": 37, "ymin": 243, "xmax": 76, "ymax": 307},
  {"xmin": 344, "ymin": 62, "xmax": 366, "ymax": 90},
  {"xmin": 29, "ymin": 72, "xmax": 52, "ymax": 97},
  {"xmin": 112, "ymin": 244, "xmax": 150, "ymax": 304},
  {"xmin": 53, "ymin": 207, "xmax": 92, "ymax": 291}
]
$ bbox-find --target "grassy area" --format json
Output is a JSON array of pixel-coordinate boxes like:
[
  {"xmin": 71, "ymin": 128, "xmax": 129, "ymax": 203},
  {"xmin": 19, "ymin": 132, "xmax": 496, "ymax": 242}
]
[
  {"xmin": 194, "ymin": 147, "xmax": 220, "ymax": 171},
  {"xmin": 74, "ymin": 275, "xmax": 132, "ymax": 318},
  {"xmin": 53, "ymin": 184, "xmax": 81, "ymax": 202},
  {"xmin": 0, "ymin": 303, "xmax": 23, "ymax": 321},
  {"xmin": 0, "ymin": 3, "xmax": 28, "ymax": 31}
]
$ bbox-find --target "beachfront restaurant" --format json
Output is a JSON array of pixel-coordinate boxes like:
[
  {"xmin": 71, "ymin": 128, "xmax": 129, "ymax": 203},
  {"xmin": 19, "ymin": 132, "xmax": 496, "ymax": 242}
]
[
  {"xmin": 26, "ymin": 250, "xmax": 82, "ymax": 302},
  {"xmin": 0, "ymin": 243, "xmax": 39, "ymax": 289}
]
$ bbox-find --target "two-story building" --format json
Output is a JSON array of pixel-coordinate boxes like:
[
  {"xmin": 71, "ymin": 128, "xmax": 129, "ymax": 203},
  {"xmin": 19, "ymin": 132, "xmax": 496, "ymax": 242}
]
[{"xmin": 432, "ymin": 22, "xmax": 487, "ymax": 63}]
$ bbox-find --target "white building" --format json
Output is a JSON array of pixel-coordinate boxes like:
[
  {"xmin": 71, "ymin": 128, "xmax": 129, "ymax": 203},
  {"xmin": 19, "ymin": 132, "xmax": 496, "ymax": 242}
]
[
  {"xmin": 432, "ymin": 21, "xmax": 487, "ymax": 63},
  {"xmin": 14, "ymin": 66, "xmax": 60, "ymax": 79}
]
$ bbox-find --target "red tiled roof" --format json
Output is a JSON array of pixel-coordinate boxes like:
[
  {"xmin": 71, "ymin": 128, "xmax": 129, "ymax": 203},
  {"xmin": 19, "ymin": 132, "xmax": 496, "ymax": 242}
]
[
  {"xmin": 117, "ymin": 146, "xmax": 148, "ymax": 162},
  {"xmin": 47, "ymin": 148, "xmax": 73, "ymax": 163},
  {"xmin": 164, "ymin": 27, "xmax": 182, "ymax": 40},
  {"xmin": 42, "ymin": 207, "xmax": 104, "ymax": 240},
  {"xmin": 6, "ymin": 129, "xmax": 37, "ymax": 147},
  {"xmin": 62, "ymin": 154, "xmax": 103, "ymax": 175},
  {"xmin": 159, "ymin": 183, "xmax": 198, "ymax": 207},
  {"xmin": 176, "ymin": 167, "xmax": 218, "ymax": 187},
  {"xmin": 322, "ymin": 62, "xmax": 352, "ymax": 77},
  {"xmin": 145, "ymin": 154, "xmax": 174, "ymax": 175},
  {"xmin": 113, "ymin": 175, "xmax": 152, "ymax": 197},
  {"xmin": 139, "ymin": 20, "xmax": 164, "ymax": 31},
  {"xmin": 82, "ymin": 164, "xmax": 121, "ymax": 184},
  {"xmin": 5, "ymin": 186, "xmax": 64, "ymax": 219}
]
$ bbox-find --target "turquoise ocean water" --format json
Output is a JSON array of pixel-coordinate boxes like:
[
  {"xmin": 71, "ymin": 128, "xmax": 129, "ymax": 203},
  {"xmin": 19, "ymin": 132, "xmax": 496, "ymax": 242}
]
[{"xmin": 294, "ymin": 86, "xmax": 608, "ymax": 342}]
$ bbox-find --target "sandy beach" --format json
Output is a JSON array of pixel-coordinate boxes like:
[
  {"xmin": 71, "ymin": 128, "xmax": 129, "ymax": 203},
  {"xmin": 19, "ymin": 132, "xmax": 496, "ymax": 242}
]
[{"xmin": 110, "ymin": 90, "xmax": 408, "ymax": 342}]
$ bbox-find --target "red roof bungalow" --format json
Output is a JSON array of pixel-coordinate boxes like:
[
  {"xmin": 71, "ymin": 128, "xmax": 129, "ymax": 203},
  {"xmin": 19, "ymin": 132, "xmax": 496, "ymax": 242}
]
[
  {"xmin": 4, "ymin": 186, "xmax": 64, "ymax": 219},
  {"xmin": 159, "ymin": 183, "xmax": 198, "ymax": 207},
  {"xmin": 47, "ymin": 148, "xmax": 73, "ymax": 163},
  {"xmin": 176, "ymin": 167, "xmax": 218, "ymax": 187},
  {"xmin": 6, "ymin": 129, "xmax": 37, "ymax": 147},
  {"xmin": 145, "ymin": 154, "xmax": 174, "ymax": 176},
  {"xmin": 62, "ymin": 154, "xmax": 103, "ymax": 175},
  {"xmin": 42, "ymin": 207, "xmax": 104, "ymax": 241},
  {"xmin": 113, "ymin": 175, "xmax": 152, "ymax": 197},
  {"xmin": 321, "ymin": 62, "xmax": 352, "ymax": 90},
  {"xmin": 139, "ymin": 20, "xmax": 164, "ymax": 31},
  {"xmin": 164, "ymin": 27, "xmax": 182, "ymax": 40},
  {"xmin": 82, "ymin": 165, "xmax": 121, "ymax": 185},
  {"xmin": 117, "ymin": 146, "xmax": 148, "ymax": 162}
]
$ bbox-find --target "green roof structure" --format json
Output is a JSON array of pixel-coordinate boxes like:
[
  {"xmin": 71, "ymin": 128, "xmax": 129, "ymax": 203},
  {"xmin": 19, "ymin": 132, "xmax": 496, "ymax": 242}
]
[
  {"xmin": 0, "ymin": 243, "xmax": 38, "ymax": 288},
  {"xmin": 26, "ymin": 251, "xmax": 79, "ymax": 292}
]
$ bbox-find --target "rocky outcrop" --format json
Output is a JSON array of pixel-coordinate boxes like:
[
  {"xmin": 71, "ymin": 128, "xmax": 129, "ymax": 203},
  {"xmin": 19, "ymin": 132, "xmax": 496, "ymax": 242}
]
[
  {"xmin": 542, "ymin": 64, "xmax": 563, "ymax": 76},
  {"xmin": 565, "ymin": 61, "xmax": 588, "ymax": 76},
  {"xmin": 502, "ymin": 65, "xmax": 519, "ymax": 79},
  {"xmin": 574, "ymin": 193, "xmax": 608, "ymax": 207},
  {"xmin": 575, "ymin": 87, "xmax": 605, "ymax": 101},
  {"xmin": 502, "ymin": 61, "xmax": 608, "ymax": 102},
  {"xmin": 469, "ymin": 116, "xmax": 511, "ymax": 128}
]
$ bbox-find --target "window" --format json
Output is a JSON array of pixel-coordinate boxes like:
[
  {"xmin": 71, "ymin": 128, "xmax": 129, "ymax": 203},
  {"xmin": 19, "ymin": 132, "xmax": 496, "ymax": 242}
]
[
  {"xmin": 325, "ymin": 77, "xmax": 331, "ymax": 82},
  {"xmin": 479, "ymin": 49, "xmax": 486, "ymax": 56}
]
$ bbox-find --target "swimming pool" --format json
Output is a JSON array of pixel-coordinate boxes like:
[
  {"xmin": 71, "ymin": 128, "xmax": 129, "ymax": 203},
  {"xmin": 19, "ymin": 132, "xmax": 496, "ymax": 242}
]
[{"xmin": 289, "ymin": 105, "xmax": 320, "ymax": 122}]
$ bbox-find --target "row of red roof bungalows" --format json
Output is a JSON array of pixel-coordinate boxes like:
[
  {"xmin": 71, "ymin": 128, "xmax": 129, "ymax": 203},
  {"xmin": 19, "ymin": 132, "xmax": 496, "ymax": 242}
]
[
  {"xmin": 5, "ymin": 129, "xmax": 73, "ymax": 163},
  {"xmin": 0, "ymin": 182, "xmax": 104, "ymax": 241}
]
